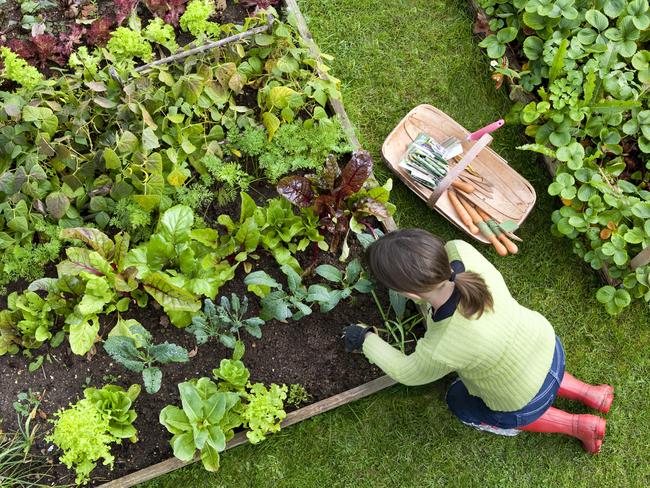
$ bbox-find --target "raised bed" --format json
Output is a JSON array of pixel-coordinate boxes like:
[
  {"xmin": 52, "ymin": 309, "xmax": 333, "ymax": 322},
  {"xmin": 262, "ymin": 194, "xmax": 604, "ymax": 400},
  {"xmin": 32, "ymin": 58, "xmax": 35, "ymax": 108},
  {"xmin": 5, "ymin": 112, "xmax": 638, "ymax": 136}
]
[{"xmin": 0, "ymin": 1, "xmax": 402, "ymax": 487}]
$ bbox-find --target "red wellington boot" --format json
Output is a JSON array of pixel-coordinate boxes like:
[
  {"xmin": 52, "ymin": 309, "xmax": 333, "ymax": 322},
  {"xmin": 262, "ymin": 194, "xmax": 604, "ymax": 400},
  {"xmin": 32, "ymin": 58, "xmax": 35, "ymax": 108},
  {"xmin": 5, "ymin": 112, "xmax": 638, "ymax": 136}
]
[
  {"xmin": 519, "ymin": 407, "xmax": 606, "ymax": 454},
  {"xmin": 558, "ymin": 372, "xmax": 614, "ymax": 413}
]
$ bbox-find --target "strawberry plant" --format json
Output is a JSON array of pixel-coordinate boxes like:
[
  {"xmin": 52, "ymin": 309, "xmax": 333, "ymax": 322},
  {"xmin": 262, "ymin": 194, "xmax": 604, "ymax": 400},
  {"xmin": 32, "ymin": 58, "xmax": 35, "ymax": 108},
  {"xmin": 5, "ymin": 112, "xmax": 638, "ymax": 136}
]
[{"xmin": 477, "ymin": 0, "xmax": 650, "ymax": 313}]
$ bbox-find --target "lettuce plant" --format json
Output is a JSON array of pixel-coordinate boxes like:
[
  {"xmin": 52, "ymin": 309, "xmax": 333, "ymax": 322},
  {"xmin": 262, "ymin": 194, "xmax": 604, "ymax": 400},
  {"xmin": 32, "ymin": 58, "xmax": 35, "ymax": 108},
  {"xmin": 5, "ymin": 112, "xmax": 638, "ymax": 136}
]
[
  {"xmin": 104, "ymin": 321, "xmax": 189, "ymax": 394},
  {"xmin": 0, "ymin": 47, "xmax": 44, "ymax": 90},
  {"xmin": 242, "ymin": 383, "xmax": 287, "ymax": 444},
  {"xmin": 159, "ymin": 378, "xmax": 242, "ymax": 471},
  {"xmin": 47, "ymin": 383, "xmax": 140, "ymax": 485},
  {"xmin": 83, "ymin": 384, "xmax": 141, "ymax": 441}
]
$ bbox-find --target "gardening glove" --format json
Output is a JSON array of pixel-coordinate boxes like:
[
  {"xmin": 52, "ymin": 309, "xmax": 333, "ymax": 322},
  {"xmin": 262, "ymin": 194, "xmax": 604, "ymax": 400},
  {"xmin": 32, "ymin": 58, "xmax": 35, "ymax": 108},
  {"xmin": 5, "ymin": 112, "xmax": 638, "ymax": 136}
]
[{"xmin": 343, "ymin": 323, "xmax": 375, "ymax": 353}]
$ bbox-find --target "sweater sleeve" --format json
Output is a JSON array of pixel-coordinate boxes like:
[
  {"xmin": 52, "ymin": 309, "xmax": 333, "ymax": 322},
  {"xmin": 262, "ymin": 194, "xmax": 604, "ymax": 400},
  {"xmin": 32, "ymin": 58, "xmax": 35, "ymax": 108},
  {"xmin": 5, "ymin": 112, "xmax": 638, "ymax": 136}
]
[{"xmin": 362, "ymin": 333, "xmax": 453, "ymax": 386}]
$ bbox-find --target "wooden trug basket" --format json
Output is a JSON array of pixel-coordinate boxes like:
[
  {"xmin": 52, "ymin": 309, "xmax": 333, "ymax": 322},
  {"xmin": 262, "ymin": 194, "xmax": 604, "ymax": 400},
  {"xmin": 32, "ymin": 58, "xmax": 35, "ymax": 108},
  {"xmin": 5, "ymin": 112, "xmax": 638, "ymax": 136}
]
[{"xmin": 382, "ymin": 104, "xmax": 537, "ymax": 244}]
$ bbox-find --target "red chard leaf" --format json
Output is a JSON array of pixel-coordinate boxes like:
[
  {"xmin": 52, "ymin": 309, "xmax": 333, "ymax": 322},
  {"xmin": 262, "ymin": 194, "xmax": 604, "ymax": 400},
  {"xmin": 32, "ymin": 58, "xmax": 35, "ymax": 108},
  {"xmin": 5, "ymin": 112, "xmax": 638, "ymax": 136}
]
[
  {"xmin": 277, "ymin": 176, "xmax": 315, "ymax": 208},
  {"xmin": 354, "ymin": 197, "xmax": 389, "ymax": 219},
  {"xmin": 115, "ymin": 0, "xmax": 140, "ymax": 24},
  {"xmin": 336, "ymin": 150, "xmax": 373, "ymax": 200}
]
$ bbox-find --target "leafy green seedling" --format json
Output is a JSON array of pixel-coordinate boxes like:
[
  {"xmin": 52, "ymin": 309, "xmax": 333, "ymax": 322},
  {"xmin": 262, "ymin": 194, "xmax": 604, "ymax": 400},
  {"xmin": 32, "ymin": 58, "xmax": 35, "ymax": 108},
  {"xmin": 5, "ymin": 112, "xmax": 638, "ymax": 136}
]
[
  {"xmin": 244, "ymin": 266, "xmax": 312, "ymax": 322},
  {"xmin": 306, "ymin": 258, "xmax": 373, "ymax": 313},
  {"xmin": 103, "ymin": 321, "xmax": 189, "ymax": 394},
  {"xmin": 188, "ymin": 295, "xmax": 265, "ymax": 349}
]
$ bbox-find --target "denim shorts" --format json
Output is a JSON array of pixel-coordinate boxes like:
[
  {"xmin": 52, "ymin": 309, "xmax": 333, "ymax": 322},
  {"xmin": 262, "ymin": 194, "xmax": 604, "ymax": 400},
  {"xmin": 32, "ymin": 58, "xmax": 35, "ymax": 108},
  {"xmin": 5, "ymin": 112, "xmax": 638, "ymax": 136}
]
[{"xmin": 445, "ymin": 336, "xmax": 565, "ymax": 429}]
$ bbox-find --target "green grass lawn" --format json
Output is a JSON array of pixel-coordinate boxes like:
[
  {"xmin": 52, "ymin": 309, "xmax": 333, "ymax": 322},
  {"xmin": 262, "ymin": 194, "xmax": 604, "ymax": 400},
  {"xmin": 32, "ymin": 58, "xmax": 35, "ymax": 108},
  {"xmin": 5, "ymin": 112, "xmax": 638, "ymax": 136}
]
[{"xmin": 142, "ymin": 0, "xmax": 650, "ymax": 486}]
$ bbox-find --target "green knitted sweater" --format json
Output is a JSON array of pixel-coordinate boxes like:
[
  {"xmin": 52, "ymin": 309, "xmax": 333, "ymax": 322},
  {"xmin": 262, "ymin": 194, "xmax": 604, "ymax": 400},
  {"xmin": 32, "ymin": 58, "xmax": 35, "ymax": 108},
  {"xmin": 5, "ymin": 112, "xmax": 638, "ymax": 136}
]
[{"xmin": 362, "ymin": 239, "xmax": 556, "ymax": 412}]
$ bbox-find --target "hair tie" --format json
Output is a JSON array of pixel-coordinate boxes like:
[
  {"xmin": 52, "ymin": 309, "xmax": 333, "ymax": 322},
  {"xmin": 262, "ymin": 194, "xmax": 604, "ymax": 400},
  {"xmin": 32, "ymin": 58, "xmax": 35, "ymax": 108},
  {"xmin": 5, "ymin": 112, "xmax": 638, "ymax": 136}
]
[{"xmin": 449, "ymin": 271, "xmax": 456, "ymax": 282}]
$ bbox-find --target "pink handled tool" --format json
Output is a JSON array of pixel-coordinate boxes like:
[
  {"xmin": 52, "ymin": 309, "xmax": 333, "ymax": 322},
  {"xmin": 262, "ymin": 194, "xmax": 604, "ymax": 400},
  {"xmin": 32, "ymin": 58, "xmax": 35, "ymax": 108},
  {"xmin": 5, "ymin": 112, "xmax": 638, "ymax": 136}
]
[{"xmin": 467, "ymin": 119, "xmax": 505, "ymax": 141}]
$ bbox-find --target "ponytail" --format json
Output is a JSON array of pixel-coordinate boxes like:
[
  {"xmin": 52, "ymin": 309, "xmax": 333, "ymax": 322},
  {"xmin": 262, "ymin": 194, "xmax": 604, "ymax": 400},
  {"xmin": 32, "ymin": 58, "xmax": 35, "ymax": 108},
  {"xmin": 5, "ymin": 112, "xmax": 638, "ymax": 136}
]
[{"xmin": 453, "ymin": 271, "xmax": 493, "ymax": 319}]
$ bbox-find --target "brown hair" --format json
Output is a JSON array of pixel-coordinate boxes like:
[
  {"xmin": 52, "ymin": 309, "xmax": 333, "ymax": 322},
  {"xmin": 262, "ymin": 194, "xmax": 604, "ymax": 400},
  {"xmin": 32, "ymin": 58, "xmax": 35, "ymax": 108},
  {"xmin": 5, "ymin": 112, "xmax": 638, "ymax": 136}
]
[{"xmin": 366, "ymin": 229, "xmax": 493, "ymax": 319}]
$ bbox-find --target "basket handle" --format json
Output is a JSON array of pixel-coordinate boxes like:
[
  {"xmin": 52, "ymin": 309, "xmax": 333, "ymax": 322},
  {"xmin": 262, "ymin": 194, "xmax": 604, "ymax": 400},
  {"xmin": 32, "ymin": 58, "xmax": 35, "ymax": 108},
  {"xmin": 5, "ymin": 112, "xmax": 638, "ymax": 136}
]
[
  {"xmin": 426, "ymin": 133, "xmax": 493, "ymax": 207},
  {"xmin": 630, "ymin": 245, "xmax": 650, "ymax": 270}
]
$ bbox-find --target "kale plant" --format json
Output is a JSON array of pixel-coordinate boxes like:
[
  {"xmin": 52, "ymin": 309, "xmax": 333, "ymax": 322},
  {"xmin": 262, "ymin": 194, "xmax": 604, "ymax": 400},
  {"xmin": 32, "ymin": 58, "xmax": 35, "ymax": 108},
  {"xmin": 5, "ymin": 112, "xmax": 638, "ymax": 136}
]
[
  {"xmin": 244, "ymin": 266, "xmax": 312, "ymax": 322},
  {"xmin": 103, "ymin": 321, "xmax": 189, "ymax": 394},
  {"xmin": 187, "ymin": 294, "xmax": 265, "ymax": 349}
]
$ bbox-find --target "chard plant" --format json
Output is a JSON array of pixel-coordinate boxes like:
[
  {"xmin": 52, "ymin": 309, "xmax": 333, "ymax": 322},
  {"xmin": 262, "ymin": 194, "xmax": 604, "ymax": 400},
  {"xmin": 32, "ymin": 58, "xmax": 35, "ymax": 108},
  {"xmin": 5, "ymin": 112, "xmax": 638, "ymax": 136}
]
[
  {"xmin": 277, "ymin": 151, "xmax": 395, "ymax": 255},
  {"xmin": 103, "ymin": 321, "xmax": 189, "ymax": 394},
  {"xmin": 187, "ymin": 294, "xmax": 265, "ymax": 349},
  {"xmin": 306, "ymin": 258, "xmax": 373, "ymax": 312}
]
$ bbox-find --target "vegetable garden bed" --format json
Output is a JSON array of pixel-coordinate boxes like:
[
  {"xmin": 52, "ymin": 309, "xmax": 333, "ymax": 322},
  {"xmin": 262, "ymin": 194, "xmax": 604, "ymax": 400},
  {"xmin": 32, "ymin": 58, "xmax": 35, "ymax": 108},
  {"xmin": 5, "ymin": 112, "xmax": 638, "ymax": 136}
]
[{"xmin": 0, "ymin": 1, "xmax": 403, "ymax": 486}]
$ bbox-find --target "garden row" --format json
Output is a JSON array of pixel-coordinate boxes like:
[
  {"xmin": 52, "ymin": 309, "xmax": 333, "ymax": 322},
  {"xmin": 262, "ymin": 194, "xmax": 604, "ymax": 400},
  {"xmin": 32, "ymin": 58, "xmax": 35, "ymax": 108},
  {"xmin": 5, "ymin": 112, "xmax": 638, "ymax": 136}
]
[
  {"xmin": 0, "ymin": 2, "xmax": 411, "ymax": 486},
  {"xmin": 474, "ymin": 0, "xmax": 650, "ymax": 314}
]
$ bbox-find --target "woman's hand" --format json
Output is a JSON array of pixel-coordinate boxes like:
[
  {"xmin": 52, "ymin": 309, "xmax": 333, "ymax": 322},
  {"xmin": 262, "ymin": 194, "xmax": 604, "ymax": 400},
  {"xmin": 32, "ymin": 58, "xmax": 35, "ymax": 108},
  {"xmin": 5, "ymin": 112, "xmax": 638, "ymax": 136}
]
[{"xmin": 342, "ymin": 323, "xmax": 375, "ymax": 352}]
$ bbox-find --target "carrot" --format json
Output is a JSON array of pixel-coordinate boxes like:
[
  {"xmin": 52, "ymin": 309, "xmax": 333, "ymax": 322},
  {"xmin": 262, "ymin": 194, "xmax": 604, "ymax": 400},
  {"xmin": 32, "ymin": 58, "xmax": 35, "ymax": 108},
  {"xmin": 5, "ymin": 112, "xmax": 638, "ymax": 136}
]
[
  {"xmin": 457, "ymin": 196, "xmax": 508, "ymax": 256},
  {"xmin": 447, "ymin": 189, "xmax": 479, "ymax": 234},
  {"xmin": 476, "ymin": 208, "xmax": 518, "ymax": 254},
  {"xmin": 451, "ymin": 179, "xmax": 475, "ymax": 194}
]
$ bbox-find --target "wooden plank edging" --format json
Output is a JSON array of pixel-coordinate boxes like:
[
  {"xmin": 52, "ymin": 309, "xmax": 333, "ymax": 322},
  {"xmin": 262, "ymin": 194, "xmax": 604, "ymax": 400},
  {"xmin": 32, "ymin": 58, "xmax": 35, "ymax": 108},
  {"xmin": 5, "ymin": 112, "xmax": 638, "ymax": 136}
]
[{"xmin": 97, "ymin": 375, "xmax": 397, "ymax": 487}]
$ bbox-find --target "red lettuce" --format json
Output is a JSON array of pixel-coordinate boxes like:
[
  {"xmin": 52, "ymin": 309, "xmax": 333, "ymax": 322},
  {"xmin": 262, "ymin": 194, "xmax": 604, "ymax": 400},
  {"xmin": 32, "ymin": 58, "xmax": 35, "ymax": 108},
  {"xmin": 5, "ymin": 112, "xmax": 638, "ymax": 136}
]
[{"xmin": 144, "ymin": 0, "xmax": 189, "ymax": 26}]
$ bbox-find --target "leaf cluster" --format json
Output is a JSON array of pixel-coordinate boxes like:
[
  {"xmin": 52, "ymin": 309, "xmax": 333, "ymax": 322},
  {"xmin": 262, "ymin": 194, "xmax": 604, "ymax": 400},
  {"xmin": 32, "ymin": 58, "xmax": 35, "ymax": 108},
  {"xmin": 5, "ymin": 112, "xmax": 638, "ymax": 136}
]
[
  {"xmin": 104, "ymin": 320, "xmax": 189, "ymax": 394},
  {"xmin": 478, "ymin": 0, "xmax": 650, "ymax": 313},
  {"xmin": 188, "ymin": 294, "xmax": 265, "ymax": 348},
  {"xmin": 277, "ymin": 151, "xmax": 395, "ymax": 254}
]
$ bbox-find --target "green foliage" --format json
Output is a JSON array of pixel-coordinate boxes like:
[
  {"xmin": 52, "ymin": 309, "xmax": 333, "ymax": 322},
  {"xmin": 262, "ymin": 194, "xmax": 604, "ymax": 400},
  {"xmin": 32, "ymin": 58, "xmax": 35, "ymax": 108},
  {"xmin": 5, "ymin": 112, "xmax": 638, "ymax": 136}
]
[
  {"xmin": 371, "ymin": 289, "xmax": 423, "ymax": 353},
  {"xmin": 82, "ymin": 384, "xmax": 141, "ymax": 442},
  {"xmin": 242, "ymin": 383, "xmax": 287, "ymax": 444},
  {"xmin": 306, "ymin": 258, "xmax": 373, "ymax": 312},
  {"xmin": 104, "ymin": 321, "xmax": 189, "ymax": 394},
  {"xmin": 161, "ymin": 347, "xmax": 287, "ymax": 472},
  {"xmin": 143, "ymin": 17, "xmax": 180, "ymax": 53},
  {"xmin": 188, "ymin": 295, "xmax": 265, "ymax": 348},
  {"xmin": 0, "ymin": 11, "xmax": 342, "ymax": 280},
  {"xmin": 108, "ymin": 197, "xmax": 155, "ymax": 243},
  {"xmin": 0, "ymin": 221, "xmax": 62, "ymax": 288},
  {"xmin": 286, "ymin": 383, "xmax": 310, "ymax": 407},
  {"xmin": 179, "ymin": 0, "xmax": 222, "ymax": 38},
  {"xmin": 228, "ymin": 118, "xmax": 353, "ymax": 182},
  {"xmin": 0, "ymin": 47, "xmax": 44, "ymax": 90},
  {"xmin": 478, "ymin": 0, "xmax": 650, "ymax": 313},
  {"xmin": 0, "ymin": 282, "xmax": 70, "ymax": 356},
  {"xmin": 47, "ymin": 399, "xmax": 117, "ymax": 485},
  {"xmin": 244, "ymin": 266, "xmax": 313, "ymax": 322},
  {"xmin": 106, "ymin": 27, "xmax": 154, "ymax": 64},
  {"xmin": 278, "ymin": 151, "xmax": 395, "ymax": 255},
  {"xmin": 159, "ymin": 378, "xmax": 243, "ymax": 472},
  {"xmin": 126, "ymin": 205, "xmax": 237, "ymax": 326},
  {"xmin": 204, "ymin": 192, "xmax": 325, "ymax": 274}
]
